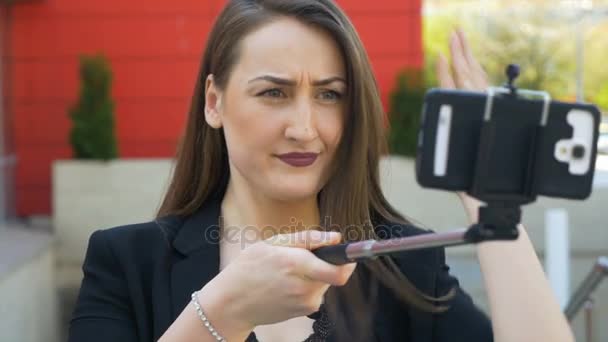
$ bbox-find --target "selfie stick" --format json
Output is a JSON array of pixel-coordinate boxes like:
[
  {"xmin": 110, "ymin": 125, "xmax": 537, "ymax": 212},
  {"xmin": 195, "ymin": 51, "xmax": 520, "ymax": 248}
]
[{"xmin": 313, "ymin": 65, "xmax": 550, "ymax": 265}]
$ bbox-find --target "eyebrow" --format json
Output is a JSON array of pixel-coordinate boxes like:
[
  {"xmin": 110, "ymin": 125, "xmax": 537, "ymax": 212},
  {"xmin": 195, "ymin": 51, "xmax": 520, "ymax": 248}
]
[{"xmin": 248, "ymin": 75, "xmax": 346, "ymax": 86}]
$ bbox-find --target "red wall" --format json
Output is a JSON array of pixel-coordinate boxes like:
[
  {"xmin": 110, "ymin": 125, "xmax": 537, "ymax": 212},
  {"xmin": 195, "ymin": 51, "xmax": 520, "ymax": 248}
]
[
  {"xmin": 7, "ymin": 0, "xmax": 423, "ymax": 216},
  {"xmin": 1, "ymin": 5, "xmax": 10, "ymax": 153}
]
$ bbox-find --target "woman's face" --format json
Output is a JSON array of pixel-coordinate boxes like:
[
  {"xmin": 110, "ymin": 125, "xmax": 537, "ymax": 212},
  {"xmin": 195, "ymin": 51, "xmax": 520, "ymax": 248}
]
[{"xmin": 205, "ymin": 17, "xmax": 346, "ymax": 201}]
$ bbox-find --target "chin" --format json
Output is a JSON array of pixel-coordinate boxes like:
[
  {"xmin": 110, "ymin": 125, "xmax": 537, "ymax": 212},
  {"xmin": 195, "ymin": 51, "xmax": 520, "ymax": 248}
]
[{"xmin": 267, "ymin": 183, "xmax": 320, "ymax": 202}]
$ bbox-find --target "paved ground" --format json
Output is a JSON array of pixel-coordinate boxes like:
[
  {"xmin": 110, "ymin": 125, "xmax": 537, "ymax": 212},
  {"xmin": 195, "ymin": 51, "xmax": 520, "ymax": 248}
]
[{"xmin": 594, "ymin": 155, "xmax": 608, "ymax": 187}]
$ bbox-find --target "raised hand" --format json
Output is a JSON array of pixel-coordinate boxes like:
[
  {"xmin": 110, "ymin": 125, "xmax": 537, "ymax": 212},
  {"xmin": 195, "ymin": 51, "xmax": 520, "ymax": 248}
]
[
  {"xmin": 436, "ymin": 28, "xmax": 489, "ymax": 92},
  {"xmin": 435, "ymin": 28, "xmax": 489, "ymax": 216}
]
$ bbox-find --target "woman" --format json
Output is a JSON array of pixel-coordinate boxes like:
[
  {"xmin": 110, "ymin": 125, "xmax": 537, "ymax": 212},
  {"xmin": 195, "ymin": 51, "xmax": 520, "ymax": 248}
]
[{"xmin": 68, "ymin": 1, "xmax": 574, "ymax": 341}]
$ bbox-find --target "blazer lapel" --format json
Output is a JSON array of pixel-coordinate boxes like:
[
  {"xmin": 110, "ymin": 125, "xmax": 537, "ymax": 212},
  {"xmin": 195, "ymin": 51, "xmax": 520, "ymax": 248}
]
[{"xmin": 170, "ymin": 197, "xmax": 223, "ymax": 321}]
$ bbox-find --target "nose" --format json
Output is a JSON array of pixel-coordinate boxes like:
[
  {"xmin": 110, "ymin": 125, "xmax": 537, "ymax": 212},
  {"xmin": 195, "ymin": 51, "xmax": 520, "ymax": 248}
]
[{"xmin": 285, "ymin": 99, "xmax": 318, "ymax": 142}]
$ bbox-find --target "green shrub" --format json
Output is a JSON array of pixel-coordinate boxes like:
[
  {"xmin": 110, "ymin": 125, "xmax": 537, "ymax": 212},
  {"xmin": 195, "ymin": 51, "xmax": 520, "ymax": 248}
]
[
  {"xmin": 69, "ymin": 55, "xmax": 118, "ymax": 160},
  {"xmin": 387, "ymin": 68, "xmax": 426, "ymax": 157}
]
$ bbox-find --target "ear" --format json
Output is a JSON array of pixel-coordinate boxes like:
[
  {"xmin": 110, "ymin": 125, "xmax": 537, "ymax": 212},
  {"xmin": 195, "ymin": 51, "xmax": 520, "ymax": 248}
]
[{"xmin": 204, "ymin": 74, "xmax": 223, "ymax": 129}]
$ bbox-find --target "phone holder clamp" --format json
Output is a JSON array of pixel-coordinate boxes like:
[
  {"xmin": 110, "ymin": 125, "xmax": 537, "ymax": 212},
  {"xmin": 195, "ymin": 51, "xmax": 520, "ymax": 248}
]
[{"xmin": 465, "ymin": 64, "xmax": 551, "ymax": 243}]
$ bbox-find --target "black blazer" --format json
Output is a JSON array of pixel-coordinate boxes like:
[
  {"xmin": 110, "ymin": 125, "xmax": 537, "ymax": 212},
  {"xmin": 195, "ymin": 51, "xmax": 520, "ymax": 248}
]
[{"xmin": 68, "ymin": 196, "xmax": 493, "ymax": 342}]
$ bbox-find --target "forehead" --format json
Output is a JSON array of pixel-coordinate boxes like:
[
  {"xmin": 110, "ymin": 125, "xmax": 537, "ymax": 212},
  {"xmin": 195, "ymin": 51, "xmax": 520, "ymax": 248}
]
[{"xmin": 233, "ymin": 17, "xmax": 346, "ymax": 79}]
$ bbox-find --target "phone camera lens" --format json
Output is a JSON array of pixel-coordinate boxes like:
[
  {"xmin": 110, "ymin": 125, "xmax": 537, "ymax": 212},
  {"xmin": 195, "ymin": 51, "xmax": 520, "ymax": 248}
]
[{"xmin": 571, "ymin": 144, "xmax": 585, "ymax": 159}]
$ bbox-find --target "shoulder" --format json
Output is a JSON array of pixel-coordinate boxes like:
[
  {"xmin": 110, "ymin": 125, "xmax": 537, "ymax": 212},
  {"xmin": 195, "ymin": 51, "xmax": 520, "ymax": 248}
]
[
  {"xmin": 71, "ymin": 219, "xmax": 182, "ymax": 340},
  {"xmin": 83, "ymin": 215, "xmax": 182, "ymax": 270},
  {"xmin": 89, "ymin": 219, "xmax": 166, "ymax": 251},
  {"xmin": 373, "ymin": 221, "xmax": 493, "ymax": 341}
]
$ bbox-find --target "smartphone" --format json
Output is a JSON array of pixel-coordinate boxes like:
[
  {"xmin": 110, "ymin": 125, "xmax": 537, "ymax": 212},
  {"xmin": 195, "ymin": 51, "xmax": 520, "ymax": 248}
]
[{"xmin": 415, "ymin": 88, "xmax": 601, "ymax": 200}]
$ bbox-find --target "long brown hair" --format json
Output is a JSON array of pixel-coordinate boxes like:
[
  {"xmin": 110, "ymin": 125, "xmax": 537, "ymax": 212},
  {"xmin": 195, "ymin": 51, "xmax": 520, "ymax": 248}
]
[{"xmin": 158, "ymin": 0, "xmax": 453, "ymax": 340}]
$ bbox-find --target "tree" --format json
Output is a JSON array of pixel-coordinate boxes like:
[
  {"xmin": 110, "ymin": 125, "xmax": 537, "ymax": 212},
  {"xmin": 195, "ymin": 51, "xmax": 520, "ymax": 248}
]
[
  {"xmin": 69, "ymin": 55, "xmax": 118, "ymax": 160},
  {"xmin": 584, "ymin": 21, "xmax": 608, "ymax": 110},
  {"xmin": 387, "ymin": 68, "xmax": 426, "ymax": 157},
  {"xmin": 595, "ymin": 83, "xmax": 608, "ymax": 111},
  {"xmin": 474, "ymin": 11, "xmax": 575, "ymax": 99},
  {"xmin": 423, "ymin": 6, "xmax": 577, "ymax": 100}
]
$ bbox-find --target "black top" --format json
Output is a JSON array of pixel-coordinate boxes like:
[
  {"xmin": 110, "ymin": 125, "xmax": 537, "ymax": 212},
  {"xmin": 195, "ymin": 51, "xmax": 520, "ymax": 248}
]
[{"xmin": 68, "ymin": 196, "xmax": 493, "ymax": 342}]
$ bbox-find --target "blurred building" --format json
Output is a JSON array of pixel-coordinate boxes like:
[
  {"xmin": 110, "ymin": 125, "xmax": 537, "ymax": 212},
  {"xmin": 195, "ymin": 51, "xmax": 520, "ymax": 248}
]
[
  {"xmin": 0, "ymin": 0, "xmax": 423, "ymax": 218},
  {"xmin": 1, "ymin": 6, "xmax": 11, "ymax": 221}
]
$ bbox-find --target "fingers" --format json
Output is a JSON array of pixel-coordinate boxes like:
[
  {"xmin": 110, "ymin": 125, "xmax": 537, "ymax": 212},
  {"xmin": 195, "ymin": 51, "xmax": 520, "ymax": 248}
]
[
  {"xmin": 446, "ymin": 28, "xmax": 488, "ymax": 91},
  {"xmin": 265, "ymin": 230, "xmax": 341, "ymax": 250},
  {"xmin": 263, "ymin": 230, "xmax": 356, "ymax": 286},
  {"xmin": 449, "ymin": 30, "xmax": 474, "ymax": 90},
  {"xmin": 456, "ymin": 29, "xmax": 488, "ymax": 90},
  {"xmin": 436, "ymin": 53, "xmax": 456, "ymax": 89},
  {"xmin": 298, "ymin": 251, "xmax": 357, "ymax": 286}
]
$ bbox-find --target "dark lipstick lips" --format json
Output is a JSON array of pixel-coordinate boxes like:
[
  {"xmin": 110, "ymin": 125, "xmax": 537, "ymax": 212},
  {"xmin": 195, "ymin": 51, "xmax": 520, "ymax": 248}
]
[{"xmin": 277, "ymin": 152, "xmax": 318, "ymax": 167}]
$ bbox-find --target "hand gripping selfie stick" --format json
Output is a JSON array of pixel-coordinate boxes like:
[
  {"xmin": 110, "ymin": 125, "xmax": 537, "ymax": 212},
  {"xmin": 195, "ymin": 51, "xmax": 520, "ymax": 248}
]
[{"xmin": 313, "ymin": 65, "xmax": 552, "ymax": 265}]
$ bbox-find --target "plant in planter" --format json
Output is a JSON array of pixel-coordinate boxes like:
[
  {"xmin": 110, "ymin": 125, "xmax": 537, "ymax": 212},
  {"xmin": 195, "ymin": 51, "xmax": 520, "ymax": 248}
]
[
  {"xmin": 54, "ymin": 54, "xmax": 122, "ymax": 270},
  {"xmin": 54, "ymin": 55, "xmax": 171, "ymax": 273},
  {"xmin": 387, "ymin": 68, "xmax": 426, "ymax": 157},
  {"xmin": 69, "ymin": 54, "xmax": 118, "ymax": 160}
]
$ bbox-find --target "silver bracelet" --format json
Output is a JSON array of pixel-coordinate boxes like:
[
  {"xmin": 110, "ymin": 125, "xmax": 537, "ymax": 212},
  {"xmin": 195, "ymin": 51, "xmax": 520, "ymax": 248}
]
[{"xmin": 191, "ymin": 290, "xmax": 227, "ymax": 342}]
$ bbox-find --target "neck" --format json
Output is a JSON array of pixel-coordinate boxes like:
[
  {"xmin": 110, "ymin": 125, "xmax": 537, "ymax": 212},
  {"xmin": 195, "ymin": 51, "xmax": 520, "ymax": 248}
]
[{"xmin": 220, "ymin": 179, "xmax": 321, "ymax": 245}]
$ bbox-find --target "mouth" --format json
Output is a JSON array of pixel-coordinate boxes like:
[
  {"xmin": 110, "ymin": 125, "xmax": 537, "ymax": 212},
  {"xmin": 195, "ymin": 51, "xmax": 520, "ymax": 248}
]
[{"xmin": 276, "ymin": 152, "xmax": 319, "ymax": 167}]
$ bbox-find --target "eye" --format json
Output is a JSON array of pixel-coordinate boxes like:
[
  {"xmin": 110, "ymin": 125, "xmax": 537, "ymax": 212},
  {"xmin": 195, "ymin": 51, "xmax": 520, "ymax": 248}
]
[
  {"xmin": 258, "ymin": 88, "xmax": 286, "ymax": 98},
  {"xmin": 318, "ymin": 90, "xmax": 343, "ymax": 101}
]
